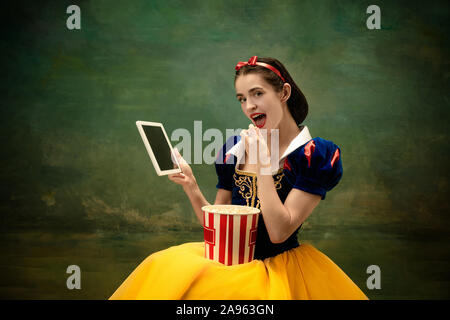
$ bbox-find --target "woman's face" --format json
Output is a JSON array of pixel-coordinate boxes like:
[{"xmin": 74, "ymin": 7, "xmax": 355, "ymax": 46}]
[{"xmin": 235, "ymin": 73, "xmax": 287, "ymax": 131}]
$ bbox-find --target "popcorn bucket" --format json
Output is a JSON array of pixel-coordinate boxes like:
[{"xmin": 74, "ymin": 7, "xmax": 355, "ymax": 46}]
[{"xmin": 201, "ymin": 205, "xmax": 260, "ymax": 266}]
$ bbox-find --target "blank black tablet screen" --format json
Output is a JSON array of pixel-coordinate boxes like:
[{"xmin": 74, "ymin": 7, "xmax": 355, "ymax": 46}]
[{"xmin": 142, "ymin": 125, "xmax": 178, "ymax": 171}]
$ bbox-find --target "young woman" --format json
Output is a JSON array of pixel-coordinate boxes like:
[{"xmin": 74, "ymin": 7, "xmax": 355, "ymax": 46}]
[{"xmin": 109, "ymin": 56, "xmax": 368, "ymax": 300}]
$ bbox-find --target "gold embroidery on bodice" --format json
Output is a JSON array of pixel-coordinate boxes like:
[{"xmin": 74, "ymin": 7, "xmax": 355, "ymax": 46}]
[{"xmin": 233, "ymin": 168, "xmax": 284, "ymax": 210}]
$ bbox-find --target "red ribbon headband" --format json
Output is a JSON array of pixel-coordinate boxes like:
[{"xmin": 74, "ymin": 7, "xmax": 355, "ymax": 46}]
[{"xmin": 235, "ymin": 56, "xmax": 285, "ymax": 82}]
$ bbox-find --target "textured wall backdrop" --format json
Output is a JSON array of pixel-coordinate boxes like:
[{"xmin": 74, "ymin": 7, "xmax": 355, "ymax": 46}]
[{"xmin": 1, "ymin": 0, "xmax": 449, "ymax": 299}]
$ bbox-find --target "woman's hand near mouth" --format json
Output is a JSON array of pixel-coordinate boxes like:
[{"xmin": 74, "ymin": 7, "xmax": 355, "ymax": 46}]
[{"xmin": 240, "ymin": 124, "xmax": 272, "ymax": 174}]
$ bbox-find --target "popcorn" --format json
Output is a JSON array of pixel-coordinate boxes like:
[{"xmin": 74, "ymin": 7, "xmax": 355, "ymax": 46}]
[
  {"xmin": 201, "ymin": 205, "xmax": 260, "ymax": 265},
  {"xmin": 201, "ymin": 205, "xmax": 260, "ymax": 215}
]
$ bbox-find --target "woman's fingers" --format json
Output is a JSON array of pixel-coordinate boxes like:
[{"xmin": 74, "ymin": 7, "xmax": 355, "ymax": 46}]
[
  {"xmin": 176, "ymin": 150, "xmax": 193, "ymax": 171},
  {"xmin": 168, "ymin": 172, "xmax": 184, "ymax": 179},
  {"xmin": 169, "ymin": 173, "xmax": 185, "ymax": 179},
  {"xmin": 240, "ymin": 130, "xmax": 247, "ymax": 144},
  {"xmin": 172, "ymin": 148, "xmax": 193, "ymax": 174},
  {"xmin": 242, "ymin": 124, "xmax": 261, "ymax": 138},
  {"xmin": 241, "ymin": 125, "xmax": 271, "ymax": 166},
  {"xmin": 168, "ymin": 174, "xmax": 187, "ymax": 185},
  {"xmin": 173, "ymin": 148, "xmax": 183, "ymax": 163}
]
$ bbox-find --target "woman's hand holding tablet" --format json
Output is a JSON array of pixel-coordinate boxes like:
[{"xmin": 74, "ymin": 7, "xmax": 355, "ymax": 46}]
[
  {"xmin": 167, "ymin": 148, "xmax": 197, "ymax": 190},
  {"xmin": 136, "ymin": 121, "xmax": 182, "ymax": 176}
]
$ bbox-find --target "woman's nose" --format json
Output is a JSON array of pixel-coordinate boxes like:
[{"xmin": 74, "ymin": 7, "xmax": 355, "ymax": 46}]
[{"xmin": 245, "ymin": 98, "xmax": 257, "ymax": 111}]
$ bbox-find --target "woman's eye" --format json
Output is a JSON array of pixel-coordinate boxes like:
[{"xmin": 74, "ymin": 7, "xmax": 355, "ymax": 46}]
[{"xmin": 255, "ymin": 92, "xmax": 263, "ymax": 97}]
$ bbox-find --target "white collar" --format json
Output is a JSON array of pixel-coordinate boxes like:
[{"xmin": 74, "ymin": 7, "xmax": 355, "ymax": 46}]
[
  {"xmin": 279, "ymin": 125, "xmax": 312, "ymax": 159},
  {"xmin": 226, "ymin": 125, "xmax": 312, "ymax": 173}
]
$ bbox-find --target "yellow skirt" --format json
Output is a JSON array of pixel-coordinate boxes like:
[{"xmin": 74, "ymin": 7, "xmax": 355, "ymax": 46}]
[{"xmin": 109, "ymin": 242, "xmax": 368, "ymax": 300}]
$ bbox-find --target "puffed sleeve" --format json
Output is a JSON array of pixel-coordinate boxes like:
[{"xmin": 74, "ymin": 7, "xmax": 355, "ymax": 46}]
[
  {"xmin": 285, "ymin": 137, "xmax": 343, "ymax": 200},
  {"xmin": 214, "ymin": 135, "xmax": 239, "ymax": 191}
]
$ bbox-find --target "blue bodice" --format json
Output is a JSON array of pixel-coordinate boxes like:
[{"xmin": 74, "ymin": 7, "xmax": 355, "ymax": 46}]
[
  {"xmin": 215, "ymin": 133, "xmax": 343, "ymax": 260},
  {"xmin": 231, "ymin": 167, "xmax": 301, "ymax": 259}
]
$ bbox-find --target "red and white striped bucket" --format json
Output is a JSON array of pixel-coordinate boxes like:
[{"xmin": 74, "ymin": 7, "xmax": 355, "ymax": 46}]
[{"xmin": 201, "ymin": 205, "xmax": 260, "ymax": 265}]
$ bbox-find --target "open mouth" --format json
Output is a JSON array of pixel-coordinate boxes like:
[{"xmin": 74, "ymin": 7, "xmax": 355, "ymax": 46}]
[{"xmin": 250, "ymin": 113, "xmax": 267, "ymax": 128}]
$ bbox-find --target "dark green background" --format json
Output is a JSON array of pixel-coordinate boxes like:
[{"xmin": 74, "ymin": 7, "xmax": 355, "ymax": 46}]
[{"xmin": 1, "ymin": 0, "xmax": 449, "ymax": 299}]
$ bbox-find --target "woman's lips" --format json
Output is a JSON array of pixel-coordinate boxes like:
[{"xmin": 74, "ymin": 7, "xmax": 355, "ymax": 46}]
[{"xmin": 250, "ymin": 113, "xmax": 267, "ymax": 128}]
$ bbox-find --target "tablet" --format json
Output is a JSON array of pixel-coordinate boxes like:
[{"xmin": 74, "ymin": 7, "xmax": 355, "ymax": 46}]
[{"xmin": 136, "ymin": 121, "xmax": 182, "ymax": 176}]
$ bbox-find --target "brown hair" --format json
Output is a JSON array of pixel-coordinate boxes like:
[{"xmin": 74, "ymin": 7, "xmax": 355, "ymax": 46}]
[{"xmin": 234, "ymin": 57, "xmax": 308, "ymax": 125}]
